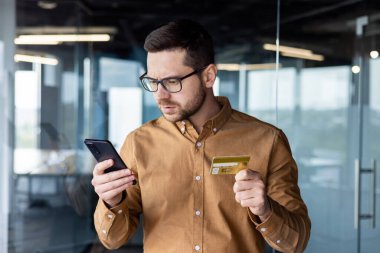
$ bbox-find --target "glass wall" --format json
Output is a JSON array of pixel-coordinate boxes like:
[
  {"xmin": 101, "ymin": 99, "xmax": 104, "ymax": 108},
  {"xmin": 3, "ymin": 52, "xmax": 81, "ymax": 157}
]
[{"xmin": 2, "ymin": 0, "xmax": 380, "ymax": 252}]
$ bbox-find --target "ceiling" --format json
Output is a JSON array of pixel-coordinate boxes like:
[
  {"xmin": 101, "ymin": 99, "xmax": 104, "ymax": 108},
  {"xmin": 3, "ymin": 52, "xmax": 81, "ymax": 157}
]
[{"xmin": 16, "ymin": 0, "xmax": 380, "ymax": 65}]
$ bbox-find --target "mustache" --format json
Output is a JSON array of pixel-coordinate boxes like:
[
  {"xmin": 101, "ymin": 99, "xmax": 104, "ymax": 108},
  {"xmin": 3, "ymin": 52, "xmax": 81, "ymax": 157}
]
[{"xmin": 157, "ymin": 99, "xmax": 179, "ymax": 106}]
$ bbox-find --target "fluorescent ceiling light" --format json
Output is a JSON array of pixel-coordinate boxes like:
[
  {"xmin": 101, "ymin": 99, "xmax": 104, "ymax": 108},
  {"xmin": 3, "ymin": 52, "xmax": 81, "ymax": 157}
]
[
  {"xmin": 37, "ymin": 1, "xmax": 57, "ymax": 10},
  {"xmin": 217, "ymin": 63, "xmax": 280, "ymax": 71},
  {"xmin": 263, "ymin": 43, "xmax": 324, "ymax": 61},
  {"xmin": 14, "ymin": 40, "xmax": 61, "ymax": 45},
  {"xmin": 17, "ymin": 26, "xmax": 117, "ymax": 34},
  {"xmin": 14, "ymin": 54, "xmax": 59, "ymax": 65},
  {"xmin": 281, "ymin": 52, "xmax": 324, "ymax": 61},
  {"xmin": 263, "ymin": 44, "xmax": 313, "ymax": 55},
  {"xmin": 14, "ymin": 34, "xmax": 111, "ymax": 45}
]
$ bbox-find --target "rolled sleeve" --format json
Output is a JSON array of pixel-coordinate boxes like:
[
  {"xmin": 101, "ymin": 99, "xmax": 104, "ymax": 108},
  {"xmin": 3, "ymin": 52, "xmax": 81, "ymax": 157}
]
[
  {"xmin": 247, "ymin": 130, "xmax": 311, "ymax": 253},
  {"xmin": 249, "ymin": 199, "xmax": 304, "ymax": 253},
  {"xmin": 94, "ymin": 194, "xmax": 132, "ymax": 249}
]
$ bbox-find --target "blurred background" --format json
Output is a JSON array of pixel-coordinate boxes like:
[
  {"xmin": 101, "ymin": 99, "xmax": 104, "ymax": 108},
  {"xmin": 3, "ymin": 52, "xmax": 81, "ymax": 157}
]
[{"xmin": 0, "ymin": 0, "xmax": 380, "ymax": 252}]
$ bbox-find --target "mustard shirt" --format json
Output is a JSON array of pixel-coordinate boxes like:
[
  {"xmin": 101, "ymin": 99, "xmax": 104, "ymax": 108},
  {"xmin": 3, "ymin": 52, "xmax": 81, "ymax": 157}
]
[{"xmin": 94, "ymin": 97, "xmax": 311, "ymax": 253}]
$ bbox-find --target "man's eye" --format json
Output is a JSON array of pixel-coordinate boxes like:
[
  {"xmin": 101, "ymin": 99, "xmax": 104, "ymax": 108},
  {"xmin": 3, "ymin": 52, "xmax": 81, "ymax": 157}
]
[
  {"xmin": 148, "ymin": 80, "xmax": 158, "ymax": 85},
  {"xmin": 166, "ymin": 79, "xmax": 178, "ymax": 84}
]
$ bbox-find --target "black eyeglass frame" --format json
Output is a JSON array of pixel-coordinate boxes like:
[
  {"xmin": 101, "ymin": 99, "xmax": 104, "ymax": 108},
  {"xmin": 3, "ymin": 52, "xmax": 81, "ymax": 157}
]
[{"xmin": 139, "ymin": 67, "xmax": 206, "ymax": 93}]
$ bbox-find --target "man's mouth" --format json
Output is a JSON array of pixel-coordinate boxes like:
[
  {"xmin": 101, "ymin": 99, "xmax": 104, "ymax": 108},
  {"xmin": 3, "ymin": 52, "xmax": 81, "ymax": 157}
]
[{"xmin": 160, "ymin": 104, "xmax": 177, "ymax": 114}]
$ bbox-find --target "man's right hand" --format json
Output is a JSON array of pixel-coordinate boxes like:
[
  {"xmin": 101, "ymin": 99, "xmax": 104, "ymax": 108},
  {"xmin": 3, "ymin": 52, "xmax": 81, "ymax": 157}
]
[{"xmin": 91, "ymin": 159, "xmax": 136, "ymax": 208}]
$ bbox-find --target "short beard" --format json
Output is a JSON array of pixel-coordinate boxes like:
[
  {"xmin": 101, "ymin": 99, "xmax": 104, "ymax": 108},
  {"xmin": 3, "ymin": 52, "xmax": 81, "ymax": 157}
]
[{"xmin": 160, "ymin": 81, "xmax": 206, "ymax": 122}]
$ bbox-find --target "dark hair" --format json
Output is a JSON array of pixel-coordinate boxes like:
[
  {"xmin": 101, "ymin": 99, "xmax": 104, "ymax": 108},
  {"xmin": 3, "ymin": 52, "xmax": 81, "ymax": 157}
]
[{"xmin": 144, "ymin": 19, "xmax": 214, "ymax": 70}]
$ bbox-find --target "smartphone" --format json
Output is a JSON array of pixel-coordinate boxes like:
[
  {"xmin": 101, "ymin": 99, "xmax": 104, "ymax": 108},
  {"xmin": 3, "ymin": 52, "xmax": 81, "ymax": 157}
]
[{"xmin": 84, "ymin": 139, "xmax": 127, "ymax": 173}]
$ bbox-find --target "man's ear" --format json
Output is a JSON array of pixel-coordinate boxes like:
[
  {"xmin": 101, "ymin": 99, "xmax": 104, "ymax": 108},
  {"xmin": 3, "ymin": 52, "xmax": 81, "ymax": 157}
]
[{"xmin": 202, "ymin": 64, "xmax": 217, "ymax": 88}]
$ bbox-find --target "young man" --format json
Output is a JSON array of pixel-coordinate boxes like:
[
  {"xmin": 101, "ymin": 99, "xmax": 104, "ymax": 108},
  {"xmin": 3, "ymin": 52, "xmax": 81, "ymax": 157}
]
[{"xmin": 91, "ymin": 20, "xmax": 311, "ymax": 253}]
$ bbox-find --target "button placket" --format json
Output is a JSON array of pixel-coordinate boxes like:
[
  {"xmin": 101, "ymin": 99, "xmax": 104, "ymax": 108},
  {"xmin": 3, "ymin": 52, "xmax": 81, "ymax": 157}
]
[{"xmin": 193, "ymin": 137, "xmax": 204, "ymax": 252}]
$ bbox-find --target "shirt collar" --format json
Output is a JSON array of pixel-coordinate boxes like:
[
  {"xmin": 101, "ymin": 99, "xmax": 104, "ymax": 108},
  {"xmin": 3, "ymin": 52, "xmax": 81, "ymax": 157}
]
[
  {"xmin": 174, "ymin": 96, "xmax": 232, "ymax": 135},
  {"xmin": 208, "ymin": 96, "xmax": 232, "ymax": 134}
]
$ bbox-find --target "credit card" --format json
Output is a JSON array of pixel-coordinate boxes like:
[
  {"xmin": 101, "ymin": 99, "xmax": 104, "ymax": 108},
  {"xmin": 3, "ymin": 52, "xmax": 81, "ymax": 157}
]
[{"xmin": 210, "ymin": 155, "xmax": 250, "ymax": 175}]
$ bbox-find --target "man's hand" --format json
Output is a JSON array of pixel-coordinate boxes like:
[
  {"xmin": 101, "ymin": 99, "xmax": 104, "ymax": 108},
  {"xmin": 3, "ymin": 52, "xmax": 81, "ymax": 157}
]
[
  {"xmin": 233, "ymin": 169, "xmax": 272, "ymax": 222},
  {"xmin": 91, "ymin": 159, "xmax": 136, "ymax": 208}
]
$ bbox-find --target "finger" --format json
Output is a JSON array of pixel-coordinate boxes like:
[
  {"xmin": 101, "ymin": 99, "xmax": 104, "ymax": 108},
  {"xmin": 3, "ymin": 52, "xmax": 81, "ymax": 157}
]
[
  {"xmin": 93, "ymin": 159, "xmax": 114, "ymax": 176},
  {"xmin": 237, "ymin": 193, "xmax": 266, "ymax": 208},
  {"xmin": 233, "ymin": 179, "xmax": 264, "ymax": 193},
  {"xmin": 235, "ymin": 169, "xmax": 261, "ymax": 181},
  {"xmin": 93, "ymin": 168, "xmax": 133, "ymax": 186},
  {"xmin": 95, "ymin": 175, "xmax": 135, "ymax": 195},
  {"xmin": 233, "ymin": 181, "xmax": 251, "ymax": 193},
  {"xmin": 240, "ymin": 198, "xmax": 256, "ymax": 208},
  {"xmin": 235, "ymin": 188, "xmax": 257, "ymax": 201},
  {"xmin": 100, "ymin": 183, "xmax": 132, "ymax": 202}
]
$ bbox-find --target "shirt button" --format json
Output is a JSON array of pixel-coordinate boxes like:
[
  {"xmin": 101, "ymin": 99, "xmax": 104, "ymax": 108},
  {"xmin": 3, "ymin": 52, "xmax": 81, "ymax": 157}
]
[
  {"xmin": 196, "ymin": 142, "xmax": 202, "ymax": 148},
  {"xmin": 102, "ymin": 229, "xmax": 107, "ymax": 234},
  {"xmin": 117, "ymin": 210, "xmax": 123, "ymax": 214},
  {"xmin": 107, "ymin": 214, "xmax": 113, "ymax": 219},
  {"xmin": 195, "ymin": 245, "xmax": 201, "ymax": 251},
  {"xmin": 213, "ymin": 127, "xmax": 217, "ymax": 132},
  {"xmin": 195, "ymin": 210, "xmax": 201, "ymax": 216},
  {"xmin": 195, "ymin": 175, "xmax": 201, "ymax": 181},
  {"xmin": 181, "ymin": 127, "xmax": 185, "ymax": 133},
  {"xmin": 260, "ymin": 227, "xmax": 266, "ymax": 232},
  {"xmin": 276, "ymin": 239, "xmax": 281, "ymax": 244}
]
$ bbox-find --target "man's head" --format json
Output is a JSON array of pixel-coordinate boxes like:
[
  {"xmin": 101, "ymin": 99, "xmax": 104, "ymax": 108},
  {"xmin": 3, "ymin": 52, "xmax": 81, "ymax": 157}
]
[
  {"xmin": 141, "ymin": 20, "xmax": 218, "ymax": 123},
  {"xmin": 144, "ymin": 19, "xmax": 214, "ymax": 70}
]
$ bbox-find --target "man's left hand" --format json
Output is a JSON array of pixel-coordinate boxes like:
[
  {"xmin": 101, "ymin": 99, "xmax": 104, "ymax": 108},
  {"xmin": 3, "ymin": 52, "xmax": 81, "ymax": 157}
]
[{"xmin": 233, "ymin": 169, "xmax": 272, "ymax": 222}]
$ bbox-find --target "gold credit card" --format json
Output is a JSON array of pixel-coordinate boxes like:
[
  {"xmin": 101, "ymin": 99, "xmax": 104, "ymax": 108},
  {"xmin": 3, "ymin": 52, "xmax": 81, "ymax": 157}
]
[{"xmin": 210, "ymin": 155, "xmax": 250, "ymax": 175}]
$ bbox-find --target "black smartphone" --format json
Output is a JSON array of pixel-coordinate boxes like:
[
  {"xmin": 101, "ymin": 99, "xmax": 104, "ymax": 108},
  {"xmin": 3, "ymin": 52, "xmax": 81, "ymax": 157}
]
[{"xmin": 84, "ymin": 139, "xmax": 126, "ymax": 173}]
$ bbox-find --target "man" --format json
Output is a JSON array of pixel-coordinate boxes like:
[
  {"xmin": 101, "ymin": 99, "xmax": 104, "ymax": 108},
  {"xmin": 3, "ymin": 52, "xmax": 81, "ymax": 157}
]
[{"xmin": 91, "ymin": 19, "xmax": 311, "ymax": 253}]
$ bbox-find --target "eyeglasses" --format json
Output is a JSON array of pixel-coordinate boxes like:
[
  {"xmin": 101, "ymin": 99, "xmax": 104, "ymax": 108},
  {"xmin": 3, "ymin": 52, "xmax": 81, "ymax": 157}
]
[{"xmin": 139, "ymin": 68, "xmax": 205, "ymax": 93}]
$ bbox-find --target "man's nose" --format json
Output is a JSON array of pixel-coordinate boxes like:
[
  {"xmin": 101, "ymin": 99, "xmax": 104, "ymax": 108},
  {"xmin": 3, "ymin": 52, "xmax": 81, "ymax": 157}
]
[{"xmin": 155, "ymin": 83, "xmax": 170, "ymax": 99}]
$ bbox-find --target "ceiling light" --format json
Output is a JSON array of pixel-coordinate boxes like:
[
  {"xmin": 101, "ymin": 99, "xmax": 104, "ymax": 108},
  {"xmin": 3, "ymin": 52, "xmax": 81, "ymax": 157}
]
[
  {"xmin": 14, "ymin": 34, "xmax": 111, "ymax": 45},
  {"xmin": 14, "ymin": 54, "xmax": 58, "ymax": 65},
  {"xmin": 263, "ymin": 44, "xmax": 313, "ymax": 55},
  {"xmin": 263, "ymin": 43, "xmax": 324, "ymax": 61},
  {"xmin": 217, "ymin": 63, "xmax": 280, "ymax": 71},
  {"xmin": 370, "ymin": 50, "xmax": 379, "ymax": 59},
  {"xmin": 37, "ymin": 1, "xmax": 57, "ymax": 10},
  {"xmin": 352, "ymin": 65, "xmax": 360, "ymax": 74},
  {"xmin": 281, "ymin": 52, "xmax": 324, "ymax": 61},
  {"xmin": 17, "ymin": 26, "xmax": 117, "ymax": 35},
  {"xmin": 14, "ymin": 39, "xmax": 61, "ymax": 45}
]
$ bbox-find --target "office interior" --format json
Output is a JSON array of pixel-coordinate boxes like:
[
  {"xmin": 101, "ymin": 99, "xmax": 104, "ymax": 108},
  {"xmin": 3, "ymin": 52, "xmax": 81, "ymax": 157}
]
[{"xmin": 0, "ymin": 0, "xmax": 379, "ymax": 252}]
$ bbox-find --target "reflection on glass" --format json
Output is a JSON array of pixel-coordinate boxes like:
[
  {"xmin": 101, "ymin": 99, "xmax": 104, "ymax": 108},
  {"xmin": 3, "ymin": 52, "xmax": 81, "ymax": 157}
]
[
  {"xmin": 248, "ymin": 68, "xmax": 296, "ymax": 125},
  {"xmin": 15, "ymin": 70, "xmax": 39, "ymax": 149}
]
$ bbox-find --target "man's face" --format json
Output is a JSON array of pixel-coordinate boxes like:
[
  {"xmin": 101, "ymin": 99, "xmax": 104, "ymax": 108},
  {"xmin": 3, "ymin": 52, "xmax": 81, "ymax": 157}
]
[{"xmin": 147, "ymin": 49, "xmax": 206, "ymax": 122}]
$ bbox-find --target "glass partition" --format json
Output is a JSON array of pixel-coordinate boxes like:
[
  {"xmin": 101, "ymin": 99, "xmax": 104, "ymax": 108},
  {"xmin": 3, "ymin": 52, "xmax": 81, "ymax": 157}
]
[{"xmin": 8, "ymin": 0, "xmax": 380, "ymax": 252}]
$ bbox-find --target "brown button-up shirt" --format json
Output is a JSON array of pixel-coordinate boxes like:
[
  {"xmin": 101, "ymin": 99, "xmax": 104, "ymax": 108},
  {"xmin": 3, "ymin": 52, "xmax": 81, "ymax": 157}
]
[{"xmin": 94, "ymin": 97, "xmax": 311, "ymax": 253}]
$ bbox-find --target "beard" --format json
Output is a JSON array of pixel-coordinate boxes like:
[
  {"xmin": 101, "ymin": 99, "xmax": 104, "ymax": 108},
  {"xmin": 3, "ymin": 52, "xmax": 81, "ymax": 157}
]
[{"xmin": 157, "ymin": 81, "xmax": 207, "ymax": 122}]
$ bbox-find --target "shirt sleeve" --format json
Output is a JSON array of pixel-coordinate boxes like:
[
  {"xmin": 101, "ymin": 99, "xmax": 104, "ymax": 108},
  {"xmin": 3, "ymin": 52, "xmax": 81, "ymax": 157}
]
[
  {"xmin": 93, "ymin": 131, "xmax": 142, "ymax": 249},
  {"xmin": 248, "ymin": 130, "xmax": 311, "ymax": 253}
]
